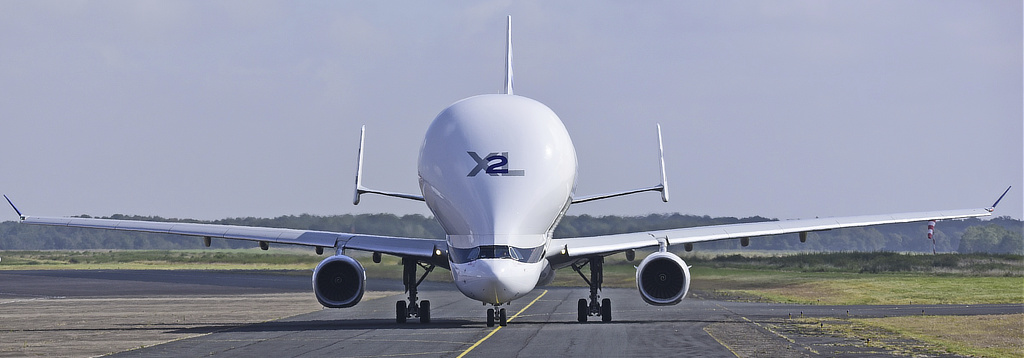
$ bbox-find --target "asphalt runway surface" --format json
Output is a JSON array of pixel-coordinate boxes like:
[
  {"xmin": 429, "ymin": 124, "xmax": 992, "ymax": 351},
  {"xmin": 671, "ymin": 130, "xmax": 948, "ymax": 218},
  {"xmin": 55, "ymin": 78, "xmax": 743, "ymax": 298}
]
[{"xmin": 3, "ymin": 270, "xmax": 1020, "ymax": 357}]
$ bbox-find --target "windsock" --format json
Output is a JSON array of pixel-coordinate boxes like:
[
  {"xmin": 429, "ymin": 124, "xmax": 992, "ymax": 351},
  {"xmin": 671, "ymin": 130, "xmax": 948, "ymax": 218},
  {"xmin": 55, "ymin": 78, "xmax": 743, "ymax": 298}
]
[{"xmin": 927, "ymin": 220, "xmax": 936, "ymax": 240}]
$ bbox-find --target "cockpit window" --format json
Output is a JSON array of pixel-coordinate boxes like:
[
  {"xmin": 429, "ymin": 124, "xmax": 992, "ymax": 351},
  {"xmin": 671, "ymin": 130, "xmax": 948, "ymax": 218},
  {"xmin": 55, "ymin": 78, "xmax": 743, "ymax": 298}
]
[{"xmin": 449, "ymin": 245, "xmax": 545, "ymax": 264}]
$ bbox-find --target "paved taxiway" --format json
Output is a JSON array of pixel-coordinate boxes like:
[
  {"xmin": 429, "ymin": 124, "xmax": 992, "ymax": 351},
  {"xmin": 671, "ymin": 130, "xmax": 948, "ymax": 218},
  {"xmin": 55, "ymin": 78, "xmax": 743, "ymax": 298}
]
[{"xmin": 2, "ymin": 270, "xmax": 1019, "ymax": 357}]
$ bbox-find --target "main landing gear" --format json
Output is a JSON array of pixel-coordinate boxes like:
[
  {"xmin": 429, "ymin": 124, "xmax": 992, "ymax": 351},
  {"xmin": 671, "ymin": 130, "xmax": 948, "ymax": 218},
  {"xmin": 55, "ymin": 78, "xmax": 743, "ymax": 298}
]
[
  {"xmin": 396, "ymin": 258, "xmax": 435, "ymax": 324},
  {"xmin": 486, "ymin": 306, "xmax": 507, "ymax": 327},
  {"xmin": 572, "ymin": 256, "xmax": 612, "ymax": 323}
]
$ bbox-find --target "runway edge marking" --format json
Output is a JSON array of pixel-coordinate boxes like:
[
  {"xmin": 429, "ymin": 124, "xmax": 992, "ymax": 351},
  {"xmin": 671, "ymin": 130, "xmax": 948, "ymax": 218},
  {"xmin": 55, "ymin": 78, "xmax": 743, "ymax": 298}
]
[
  {"xmin": 714, "ymin": 302, "xmax": 821, "ymax": 355},
  {"xmin": 456, "ymin": 289, "xmax": 548, "ymax": 358},
  {"xmin": 702, "ymin": 326, "xmax": 741, "ymax": 358}
]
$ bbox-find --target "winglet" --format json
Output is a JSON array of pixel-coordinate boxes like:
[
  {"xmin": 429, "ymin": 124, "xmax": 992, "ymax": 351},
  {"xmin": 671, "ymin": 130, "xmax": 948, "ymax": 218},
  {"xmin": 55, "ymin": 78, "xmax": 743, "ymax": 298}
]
[
  {"xmin": 4, "ymin": 195, "xmax": 25, "ymax": 221},
  {"xmin": 986, "ymin": 186, "xmax": 1012, "ymax": 212},
  {"xmin": 503, "ymin": 15, "xmax": 514, "ymax": 95}
]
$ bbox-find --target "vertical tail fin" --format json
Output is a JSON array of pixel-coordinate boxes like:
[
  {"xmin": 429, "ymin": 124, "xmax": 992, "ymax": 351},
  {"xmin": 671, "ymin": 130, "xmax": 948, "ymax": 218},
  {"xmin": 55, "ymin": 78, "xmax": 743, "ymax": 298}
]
[{"xmin": 503, "ymin": 15, "xmax": 514, "ymax": 95}]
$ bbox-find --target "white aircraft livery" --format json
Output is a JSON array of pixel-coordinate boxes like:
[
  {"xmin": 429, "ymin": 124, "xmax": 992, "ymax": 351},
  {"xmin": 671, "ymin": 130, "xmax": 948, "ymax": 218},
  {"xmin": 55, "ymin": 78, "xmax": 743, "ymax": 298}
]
[{"xmin": 5, "ymin": 17, "xmax": 1011, "ymax": 327}]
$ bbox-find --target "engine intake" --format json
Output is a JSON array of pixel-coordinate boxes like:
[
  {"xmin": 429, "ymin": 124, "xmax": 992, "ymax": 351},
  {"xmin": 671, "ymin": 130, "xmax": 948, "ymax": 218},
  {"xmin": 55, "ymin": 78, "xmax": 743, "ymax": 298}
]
[
  {"xmin": 635, "ymin": 251, "xmax": 690, "ymax": 306},
  {"xmin": 312, "ymin": 254, "xmax": 366, "ymax": 308}
]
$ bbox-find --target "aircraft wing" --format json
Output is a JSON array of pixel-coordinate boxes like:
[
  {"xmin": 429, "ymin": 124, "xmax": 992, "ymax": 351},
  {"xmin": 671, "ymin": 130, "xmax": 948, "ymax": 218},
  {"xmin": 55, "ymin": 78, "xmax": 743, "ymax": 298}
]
[
  {"xmin": 551, "ymin": 207, "xmax": 995, "ymax": 258},
  {"xmin": 16, "ymin": 214, "xmax": 446, "ymax": 261}
]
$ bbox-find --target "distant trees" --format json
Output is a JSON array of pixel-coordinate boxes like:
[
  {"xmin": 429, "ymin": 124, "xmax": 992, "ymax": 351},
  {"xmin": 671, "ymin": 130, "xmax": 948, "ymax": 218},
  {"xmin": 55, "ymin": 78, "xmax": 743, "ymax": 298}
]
[
  {"xmin": 0, "ymin": 213, "xmax": 1020, "ymax": 253},
  {"xmin": 959, "ymin": 224, "xmax": 1023, "ymax": 254}
]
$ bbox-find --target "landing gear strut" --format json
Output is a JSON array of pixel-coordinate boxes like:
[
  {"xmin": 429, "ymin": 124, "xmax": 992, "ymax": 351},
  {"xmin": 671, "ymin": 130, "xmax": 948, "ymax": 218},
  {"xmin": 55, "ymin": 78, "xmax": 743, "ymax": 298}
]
[
  {"xmin": 572, "ymin": 256, "xmax": 611, "ymax": 323},
  {"xmin": 396, "ymin": 258, "xmax": 434, "ymax": 324},
  {"xmin": 486, "ymin": 306, "xmax": 507, "ymax": 327}
]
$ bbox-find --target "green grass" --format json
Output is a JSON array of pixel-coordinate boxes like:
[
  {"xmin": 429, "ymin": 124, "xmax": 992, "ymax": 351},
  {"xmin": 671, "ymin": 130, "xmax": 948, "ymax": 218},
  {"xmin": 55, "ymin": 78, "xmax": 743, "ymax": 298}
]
[
  {"xmin": 689, "ymin": 267, "xmax": 1023, "ymax": 305},
  {"xmin": 682, "ymin": 251, "xmax": 1024, "ymax": 276},
  {"xmin": 855, "ymin": 314, "xmax": 1024, "ymax": 358},
  {"xmin": 808, "ymin": 315, "xmax": 1024, "ymax": 358}
]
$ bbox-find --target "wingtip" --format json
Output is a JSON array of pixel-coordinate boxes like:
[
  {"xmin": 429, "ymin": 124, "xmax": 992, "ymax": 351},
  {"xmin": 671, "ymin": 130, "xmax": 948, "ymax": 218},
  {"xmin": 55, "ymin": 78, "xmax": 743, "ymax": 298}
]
[
  {"xmin": 354, "ymin": 126, "xmax": 367, "ymax": 205},
  {"xmin": 986, "ymin": 186, "xmax": 1012, "ymax": 212},
  {"xmin": 656, "ymin": 124, "xmax": 669, "ymax": 203},
  {"xmin": 4, "ymin": 195, "xmax": 25, "ymax": 220}
]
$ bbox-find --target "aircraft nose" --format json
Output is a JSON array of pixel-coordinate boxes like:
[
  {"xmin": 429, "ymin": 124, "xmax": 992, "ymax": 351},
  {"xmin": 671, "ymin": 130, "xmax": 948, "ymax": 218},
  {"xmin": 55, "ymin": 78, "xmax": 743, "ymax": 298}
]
[
  {"xmin": 476, "ymin": 260, "xmax": 518, "ymax": 303},
  {"xmin": 453, "ymin": 259, "xmax": 538, "ymax": 305}
]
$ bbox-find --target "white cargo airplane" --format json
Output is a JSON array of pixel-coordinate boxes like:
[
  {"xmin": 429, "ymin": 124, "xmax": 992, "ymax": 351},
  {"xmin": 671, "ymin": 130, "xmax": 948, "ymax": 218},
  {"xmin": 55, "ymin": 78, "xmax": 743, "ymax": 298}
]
[{"xmin": 5, "ymin": 17, "xmax": 1010, "ymax": 327}]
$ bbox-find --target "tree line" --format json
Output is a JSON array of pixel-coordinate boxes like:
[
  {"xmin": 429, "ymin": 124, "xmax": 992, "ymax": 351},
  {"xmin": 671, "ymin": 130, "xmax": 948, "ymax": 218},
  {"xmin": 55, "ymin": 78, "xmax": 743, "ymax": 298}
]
[{"xmin": 0, "ymin": 213, "xmax": 1020, "ymax": 254}]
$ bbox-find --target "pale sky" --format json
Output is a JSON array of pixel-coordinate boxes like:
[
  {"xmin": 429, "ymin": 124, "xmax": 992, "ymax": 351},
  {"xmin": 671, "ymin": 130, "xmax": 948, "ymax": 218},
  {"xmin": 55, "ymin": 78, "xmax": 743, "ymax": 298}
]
[{"xmin": 1, "ymin": 1, "xmax": 1021, "ymax": 222}]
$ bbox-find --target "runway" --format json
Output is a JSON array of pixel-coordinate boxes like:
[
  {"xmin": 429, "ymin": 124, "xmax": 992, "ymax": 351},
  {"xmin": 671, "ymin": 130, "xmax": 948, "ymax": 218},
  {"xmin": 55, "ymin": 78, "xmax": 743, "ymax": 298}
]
[{"xmin": 2, "ymin": 270, "xmax": 1019, "ymax": 357}]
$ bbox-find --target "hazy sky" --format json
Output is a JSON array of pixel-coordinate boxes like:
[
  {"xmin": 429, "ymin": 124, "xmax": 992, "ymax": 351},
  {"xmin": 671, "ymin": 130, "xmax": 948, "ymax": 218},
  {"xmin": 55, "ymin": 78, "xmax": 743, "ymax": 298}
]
[{"xmin": 1, "ymin": 1, "xmax": 1021, "ymax": 222}]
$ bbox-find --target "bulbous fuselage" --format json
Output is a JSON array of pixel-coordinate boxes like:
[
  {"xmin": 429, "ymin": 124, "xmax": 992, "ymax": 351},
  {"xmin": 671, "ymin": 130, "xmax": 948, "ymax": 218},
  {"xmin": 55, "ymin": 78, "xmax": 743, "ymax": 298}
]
[{"xmin": 418, "ymin": 94, "xmax": 576, "ymax": 304}]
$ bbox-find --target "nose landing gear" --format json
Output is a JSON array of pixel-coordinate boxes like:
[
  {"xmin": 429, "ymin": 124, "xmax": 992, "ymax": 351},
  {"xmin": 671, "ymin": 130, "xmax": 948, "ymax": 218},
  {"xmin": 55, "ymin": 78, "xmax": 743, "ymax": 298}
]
[{"xmin": 486, "ymin": 306, "xmax": 507, "ymax": 327}]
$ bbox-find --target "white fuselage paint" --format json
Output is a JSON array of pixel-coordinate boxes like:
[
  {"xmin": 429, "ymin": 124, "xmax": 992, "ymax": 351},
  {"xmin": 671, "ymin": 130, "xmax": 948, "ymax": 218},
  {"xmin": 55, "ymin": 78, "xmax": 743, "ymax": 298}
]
[{"xmin": 418, "ymin": 94, "xmax": 576, "ymax": 305}]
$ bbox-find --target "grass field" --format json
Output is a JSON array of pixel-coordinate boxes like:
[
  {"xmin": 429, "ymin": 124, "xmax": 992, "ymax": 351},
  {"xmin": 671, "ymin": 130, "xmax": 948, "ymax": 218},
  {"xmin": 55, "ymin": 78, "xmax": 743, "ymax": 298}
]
[
  {"xmin": 807, "ymin": 314, "xmax": 1024, "ymax": 358},
  {"xmin": 864, "ymin": 314, "xmax": 1023, "ymax": 358},
  {"xmin": 687, "ymin": 267, "xmax": 1023, "ymax": 305}
]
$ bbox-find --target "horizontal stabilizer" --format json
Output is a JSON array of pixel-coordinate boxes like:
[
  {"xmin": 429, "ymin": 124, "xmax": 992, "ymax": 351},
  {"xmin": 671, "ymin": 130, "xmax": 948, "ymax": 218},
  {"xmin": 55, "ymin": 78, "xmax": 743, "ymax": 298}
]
[
  {"xmin": 353, "ymin": 126, "xmax": 424, "ymax": 204},
  {"xmin": 572, "ymin": 124, "xmax": 669, "ymax": 204}
]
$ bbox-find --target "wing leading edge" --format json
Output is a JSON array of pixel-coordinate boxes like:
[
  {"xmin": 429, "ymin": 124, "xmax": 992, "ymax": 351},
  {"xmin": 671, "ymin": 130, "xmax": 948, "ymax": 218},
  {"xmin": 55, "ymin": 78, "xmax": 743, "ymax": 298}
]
[
  {"xmin": 552, "ymin": 206, "xmax": 996, "ymax": 259},
  {"xmin": 16, "ymin": 214, "xmax": 445, "ymax": 262}
]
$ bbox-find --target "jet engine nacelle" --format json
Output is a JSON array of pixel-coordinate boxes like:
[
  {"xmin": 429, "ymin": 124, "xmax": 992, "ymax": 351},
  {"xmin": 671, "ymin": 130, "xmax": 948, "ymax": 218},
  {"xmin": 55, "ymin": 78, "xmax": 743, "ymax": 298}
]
[
  {"xmin": 635, "ymin": 251, "xmax": 690, "ymax": 306},
  {"xmin": 312, "ymin": 254, "xmax": 366, "ymax": 308}
]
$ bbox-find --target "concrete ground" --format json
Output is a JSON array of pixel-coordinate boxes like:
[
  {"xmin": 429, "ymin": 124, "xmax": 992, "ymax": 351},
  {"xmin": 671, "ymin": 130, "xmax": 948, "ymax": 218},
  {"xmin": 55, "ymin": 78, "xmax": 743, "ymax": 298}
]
[{"xmin": 2, "ymin": 270, "xmax": 1019, "ymax": 357}]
